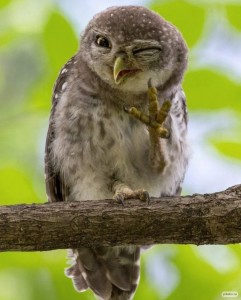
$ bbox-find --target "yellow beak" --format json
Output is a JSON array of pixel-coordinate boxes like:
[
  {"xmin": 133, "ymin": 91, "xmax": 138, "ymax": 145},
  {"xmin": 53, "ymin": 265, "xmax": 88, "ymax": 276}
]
[
  {"xmin": 113, "ymin": 57, "xmax": 126, "ymax": 85},
  {"xmin": 113, "ymin": 57, "xmax": 141, "ymax": 85}
]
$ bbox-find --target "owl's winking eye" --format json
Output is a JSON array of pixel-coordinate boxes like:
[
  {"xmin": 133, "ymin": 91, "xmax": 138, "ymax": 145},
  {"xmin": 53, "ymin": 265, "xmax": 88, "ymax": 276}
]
[
  {"xmin": 132, "ymin": 46, "xmax": 162, "ymax": 56},
  {"xmin": 95, "ymin": 35, "xmax": 111, "ymax": 48}
]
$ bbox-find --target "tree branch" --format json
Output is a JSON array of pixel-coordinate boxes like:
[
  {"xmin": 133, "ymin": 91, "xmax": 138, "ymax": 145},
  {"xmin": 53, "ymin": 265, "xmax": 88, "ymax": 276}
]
[{"xmin": 1, "ymin": 184, "xmax": 241, "ymax": 252}]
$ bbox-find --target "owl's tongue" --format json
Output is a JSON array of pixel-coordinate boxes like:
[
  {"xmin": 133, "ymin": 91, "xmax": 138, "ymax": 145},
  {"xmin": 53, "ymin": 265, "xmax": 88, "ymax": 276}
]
[{"xmin": 117, "ymin": 69, "xmax": 140, "ymax": 82}]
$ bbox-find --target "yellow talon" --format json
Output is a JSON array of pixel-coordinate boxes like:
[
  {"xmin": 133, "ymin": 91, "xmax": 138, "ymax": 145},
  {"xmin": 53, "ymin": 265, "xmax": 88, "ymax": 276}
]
[
  {"xmin": 148, "ymin": 86, "xmax": 159, "ymax": 116},
  {"xmin": 123, "ymin": 81, "xmax": 171, "ymax": 173},
  {"xmin": 156, "ymin": 101, "xmax": 171, "ymax": 124},
  {"xmin": 156, "ymin": 126, "xmax": 170, "ymax": 138},
  {"xmin": 128, "ymin": 107, "xmax": 150, "ymax": 125},
  {"xmin": 123, "ymin": 82, "xmax": 171, "ymax": 139}
]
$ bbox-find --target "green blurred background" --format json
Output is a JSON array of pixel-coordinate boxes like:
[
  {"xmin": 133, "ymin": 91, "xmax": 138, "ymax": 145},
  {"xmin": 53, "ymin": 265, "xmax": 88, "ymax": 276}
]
[{"xmin": 1, "ymin": 0, "xmax": 241, "ymax": 299}]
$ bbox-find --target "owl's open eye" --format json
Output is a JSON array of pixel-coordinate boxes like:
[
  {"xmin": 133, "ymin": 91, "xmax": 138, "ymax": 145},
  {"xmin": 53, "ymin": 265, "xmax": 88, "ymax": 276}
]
[{"xmin": 95, "ymin": 35, "xmax": 111, "ymax": 49}]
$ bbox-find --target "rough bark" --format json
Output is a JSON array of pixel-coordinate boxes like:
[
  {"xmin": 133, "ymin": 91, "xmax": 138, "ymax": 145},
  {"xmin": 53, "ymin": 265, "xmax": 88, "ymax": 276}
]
[{"xmin": 0, "ymin": 184, "xmax": 241, "ymax": 252}]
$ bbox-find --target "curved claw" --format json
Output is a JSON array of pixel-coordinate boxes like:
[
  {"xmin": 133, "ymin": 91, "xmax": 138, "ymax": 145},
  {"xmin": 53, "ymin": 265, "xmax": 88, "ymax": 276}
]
[
  {"xmin": 140, "ymin": 191, "xmax": 151, "ymax": 204},
  {"xmin": 156, "ymin": 101, "xmax": 171, "ymax": 124},
  {"xmin": 156, "ymin": 127, "xmax": 170, "ymax": 138},
  {"xmin": 123, "ymin": 105, "xmax": 130, "ymax": 113},
  {"xmin": 114, "ymin": 193, "xmax": 125, "ymax": 207},
  {"xmin": 148, "ymin": 78, "xmax": 153, "ymax": 88}
]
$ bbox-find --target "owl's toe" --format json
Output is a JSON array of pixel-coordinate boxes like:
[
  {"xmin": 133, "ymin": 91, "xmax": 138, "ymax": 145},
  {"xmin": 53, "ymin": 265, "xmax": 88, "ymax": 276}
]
[
  {"xmin": 113, "ymin": 189, "xmax": 150, "ymax": 206},
  {"xmin": 139, "ymin": 190, "xmax": 150, "ymax": 204},
  {"xmin": 113, "ymin": 193, "xmax": 125, "ymax": 207}
]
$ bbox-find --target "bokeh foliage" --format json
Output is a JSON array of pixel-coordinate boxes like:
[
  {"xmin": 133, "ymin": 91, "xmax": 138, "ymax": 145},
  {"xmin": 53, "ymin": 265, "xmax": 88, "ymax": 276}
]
[{"xmin": 0, "ymin": 0, "xmax": 241, "ymax": 299}]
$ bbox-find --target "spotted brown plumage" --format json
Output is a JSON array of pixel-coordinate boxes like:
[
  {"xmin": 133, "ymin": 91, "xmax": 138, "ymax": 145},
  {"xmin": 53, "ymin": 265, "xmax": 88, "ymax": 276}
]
[
  {"xmin": 45, "ymin": 56, "xmax": 76, "ymax": 203},
  {"xmin": 45, "ymin": 5, "xmax": 189, "ymax": 300}
]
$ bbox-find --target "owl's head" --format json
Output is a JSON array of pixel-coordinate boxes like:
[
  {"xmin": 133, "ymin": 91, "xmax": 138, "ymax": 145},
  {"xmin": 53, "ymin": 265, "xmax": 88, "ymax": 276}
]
[{"xmin": 80, "ymin": 6, "xmax": 188, "ymax": 93}]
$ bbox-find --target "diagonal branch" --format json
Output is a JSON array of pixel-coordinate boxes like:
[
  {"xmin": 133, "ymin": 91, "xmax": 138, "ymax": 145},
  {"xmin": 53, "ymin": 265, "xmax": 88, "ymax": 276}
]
[{"xmin": 1, "ymin": 184, "xmax": 241, "ymax": 252}]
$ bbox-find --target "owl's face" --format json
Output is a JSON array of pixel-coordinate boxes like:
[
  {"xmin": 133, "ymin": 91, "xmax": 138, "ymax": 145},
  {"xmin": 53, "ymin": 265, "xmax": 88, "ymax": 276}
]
[{"xmin": 80, "ymin": 6, "xmax": 187, "ymax": 93}]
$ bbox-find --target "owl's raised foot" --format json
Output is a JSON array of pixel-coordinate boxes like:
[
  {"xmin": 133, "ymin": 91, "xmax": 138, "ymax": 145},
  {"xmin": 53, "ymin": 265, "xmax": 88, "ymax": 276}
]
[
  {"xmin": 124, "ymin": 80, "xmax": 172, "ymax": 173},
  {"xmin": 124, "ymin": 80, "xmax": 171, "ymax": 138},
  {"xmin": 112, "ymin": 181, "xmax": 150, "ymax": 206}
]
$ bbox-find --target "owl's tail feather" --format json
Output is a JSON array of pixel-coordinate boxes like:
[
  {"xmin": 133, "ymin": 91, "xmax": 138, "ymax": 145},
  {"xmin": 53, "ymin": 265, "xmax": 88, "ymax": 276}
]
[
  {"xmin": 65, "ymin": 246, "xmax": 140, "ymax": 300},
  {"xmin": 64, "ymin": 261, "xmax": 88, "ymax": 292},
  {"xmin": 65, "ymin": 248, "xmax": 112, "ymax": 299}
]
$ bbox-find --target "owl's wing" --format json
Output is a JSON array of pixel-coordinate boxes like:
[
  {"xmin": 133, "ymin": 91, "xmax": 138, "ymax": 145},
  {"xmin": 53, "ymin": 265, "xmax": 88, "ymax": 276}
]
[
  {"xmin": 44, "ymin": 56, "xmax": 76, "ymax": 203},
  {"xmin": 174, "ymin": 88, "xmax": 188, "ymax": 197}
]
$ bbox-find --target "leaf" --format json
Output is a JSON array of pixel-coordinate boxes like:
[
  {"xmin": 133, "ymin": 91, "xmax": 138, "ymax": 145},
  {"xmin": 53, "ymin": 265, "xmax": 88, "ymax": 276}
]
[
  {"xmin": 168, "ymin": 245, "xmax": 239, "ymax": 300},
  {"xmin": 226, "ymin": 4, "xmax": 241, "ymax": 31},
  {"xmin": 0, "ymin": 0, "xmax": 11, "ymax": 9},
  {"xmin": 0, "ymin": 167, "xmax": 40, "ymax": 204},
  {"xmin": 211, "ymin": 141, "xmax": 241, "ymax": 161},
  {"xmin": 27, "ymin": 76, "xmax": 55, "ymax": 111},
  {"xmin": 43, "ymin": 11, "xmax": 78, "ymax": 72},
  {"xmin": 183, "ymin": 69, "xmax": 241, "ymax": 111},
  {"xmin": 0, "ymin": 30, "xmax": 18, "ymax": 47},
  {"xmin": 150, "ymin": 0, "xmax": 206, "ymax": 47}
]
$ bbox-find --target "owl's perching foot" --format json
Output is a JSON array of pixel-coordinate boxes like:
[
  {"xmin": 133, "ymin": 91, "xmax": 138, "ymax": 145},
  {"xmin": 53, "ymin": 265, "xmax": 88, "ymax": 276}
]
[
  {"xmin": 124, "ymin": 79, "xmax": 171, "ymax": 173},
  {"xmin": 112, "ymin": 181, "xmax": 150, "ymax": 206}
]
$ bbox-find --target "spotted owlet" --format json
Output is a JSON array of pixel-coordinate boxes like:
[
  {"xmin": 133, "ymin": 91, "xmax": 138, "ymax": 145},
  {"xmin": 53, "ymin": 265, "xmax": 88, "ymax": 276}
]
[{"xmin": 45, "ymin": 5, "xmax": 189, "ymax": 300}]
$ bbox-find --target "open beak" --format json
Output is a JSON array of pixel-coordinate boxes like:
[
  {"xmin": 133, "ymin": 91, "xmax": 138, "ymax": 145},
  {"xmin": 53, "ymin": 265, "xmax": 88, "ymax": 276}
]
[{"xmin": 113, "ymin": 57, "xmax": 141, "ymax": 85}]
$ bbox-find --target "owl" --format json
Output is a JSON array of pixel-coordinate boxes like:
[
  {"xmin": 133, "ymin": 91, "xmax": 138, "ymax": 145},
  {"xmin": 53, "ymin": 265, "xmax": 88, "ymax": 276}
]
[{"xmin": 45, "ymin": 5, "xmax": 189, "ymax": 300}]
